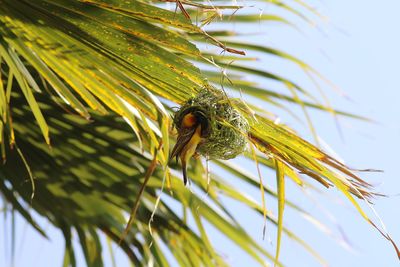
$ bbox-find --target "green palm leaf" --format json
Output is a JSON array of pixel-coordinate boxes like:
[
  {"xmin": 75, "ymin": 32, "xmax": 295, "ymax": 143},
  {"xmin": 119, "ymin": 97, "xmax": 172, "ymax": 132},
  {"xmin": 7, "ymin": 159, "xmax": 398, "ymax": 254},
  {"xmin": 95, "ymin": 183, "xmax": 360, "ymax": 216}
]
[{"xmin": 0, "ymin": 0, "xmax": 398, "ymax": 266}]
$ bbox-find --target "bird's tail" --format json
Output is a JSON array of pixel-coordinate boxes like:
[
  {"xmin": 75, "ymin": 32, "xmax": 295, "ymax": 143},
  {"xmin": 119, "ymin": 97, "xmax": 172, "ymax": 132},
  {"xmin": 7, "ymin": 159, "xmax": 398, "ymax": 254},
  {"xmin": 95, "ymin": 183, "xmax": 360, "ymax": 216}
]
[{"xmin": 182, "ymin": 160, "xmax": 188, "ymax": 186}]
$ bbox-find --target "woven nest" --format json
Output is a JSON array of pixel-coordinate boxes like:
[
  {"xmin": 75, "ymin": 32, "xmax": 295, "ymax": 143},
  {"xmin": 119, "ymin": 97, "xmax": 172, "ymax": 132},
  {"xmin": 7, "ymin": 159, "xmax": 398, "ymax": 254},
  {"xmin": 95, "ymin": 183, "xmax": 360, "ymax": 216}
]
[{"xmin": 173, "ymin": 89, "xmax": 249, "ymax": 160}]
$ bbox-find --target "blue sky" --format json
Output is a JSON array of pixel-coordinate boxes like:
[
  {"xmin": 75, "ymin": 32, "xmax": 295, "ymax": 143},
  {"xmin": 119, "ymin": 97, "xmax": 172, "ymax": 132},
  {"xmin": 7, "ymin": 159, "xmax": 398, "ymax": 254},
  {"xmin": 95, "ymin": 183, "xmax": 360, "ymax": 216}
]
[
  {"xmin": 2, "ymin": 0, "xmax": 400, "ymax": 266},
  {"xmin": 261, "ymin": 0, "xmax": 400, "ymax": 266}
]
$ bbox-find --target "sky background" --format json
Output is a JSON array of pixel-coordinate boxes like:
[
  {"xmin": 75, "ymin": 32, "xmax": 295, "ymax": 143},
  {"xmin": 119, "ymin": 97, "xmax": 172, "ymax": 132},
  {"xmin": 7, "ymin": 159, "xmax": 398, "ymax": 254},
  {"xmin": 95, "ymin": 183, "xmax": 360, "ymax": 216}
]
[{"xmin": 1, "ymin": 0, "xmax": 400, "ymax": 266}]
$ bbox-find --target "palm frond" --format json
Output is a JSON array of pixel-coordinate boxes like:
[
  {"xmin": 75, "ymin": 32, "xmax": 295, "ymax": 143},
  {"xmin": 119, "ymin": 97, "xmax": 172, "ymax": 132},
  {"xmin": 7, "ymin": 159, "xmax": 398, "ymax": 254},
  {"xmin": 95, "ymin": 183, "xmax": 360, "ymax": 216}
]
[{"xmin": 0, "ymin": 0, "xmax": 398, "ymax": 266}]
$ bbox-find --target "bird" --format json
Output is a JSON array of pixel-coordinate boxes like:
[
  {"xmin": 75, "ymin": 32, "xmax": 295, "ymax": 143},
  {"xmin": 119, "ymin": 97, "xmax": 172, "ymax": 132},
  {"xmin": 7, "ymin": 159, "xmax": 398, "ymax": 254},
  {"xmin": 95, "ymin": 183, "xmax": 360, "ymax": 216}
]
[{"xmin": 170, "ymin": 109, "xmax": 210, "ymax": 185}]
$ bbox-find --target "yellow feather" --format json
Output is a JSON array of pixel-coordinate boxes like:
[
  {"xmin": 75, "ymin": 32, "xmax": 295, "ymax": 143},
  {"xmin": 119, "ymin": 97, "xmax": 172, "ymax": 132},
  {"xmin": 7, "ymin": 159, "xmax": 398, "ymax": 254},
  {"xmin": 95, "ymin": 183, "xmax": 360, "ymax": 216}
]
[{"xmin": 180, "ymin": 125, "xmax": 202, "ymax": 184}]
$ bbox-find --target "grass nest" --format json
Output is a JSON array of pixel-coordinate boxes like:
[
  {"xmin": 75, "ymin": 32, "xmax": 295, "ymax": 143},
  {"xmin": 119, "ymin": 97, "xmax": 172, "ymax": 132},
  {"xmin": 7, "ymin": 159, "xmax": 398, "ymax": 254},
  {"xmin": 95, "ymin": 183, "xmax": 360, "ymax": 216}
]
[{"xmin": 173, "ymin": 89, "xmax": 249, "ymax": 160}]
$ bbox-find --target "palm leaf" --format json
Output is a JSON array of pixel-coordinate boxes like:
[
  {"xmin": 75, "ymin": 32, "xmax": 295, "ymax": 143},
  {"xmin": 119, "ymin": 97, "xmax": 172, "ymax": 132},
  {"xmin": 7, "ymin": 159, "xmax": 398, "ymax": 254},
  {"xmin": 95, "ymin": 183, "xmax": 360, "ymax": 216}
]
[{"xmin": 0, "ymin": 0, "xmax": 398, "ymax": 266}]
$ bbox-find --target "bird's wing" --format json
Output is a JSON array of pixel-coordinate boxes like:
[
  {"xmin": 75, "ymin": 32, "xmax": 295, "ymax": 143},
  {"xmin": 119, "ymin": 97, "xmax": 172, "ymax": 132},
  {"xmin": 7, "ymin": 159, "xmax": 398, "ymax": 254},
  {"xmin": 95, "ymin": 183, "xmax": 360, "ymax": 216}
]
[
  {"xmin": 169, "ymin": 127, "xmax": 197, "ymax": 162},
  {"xmin": 180, "ymin": 125, "xmax": 202, "ymax": 185}
]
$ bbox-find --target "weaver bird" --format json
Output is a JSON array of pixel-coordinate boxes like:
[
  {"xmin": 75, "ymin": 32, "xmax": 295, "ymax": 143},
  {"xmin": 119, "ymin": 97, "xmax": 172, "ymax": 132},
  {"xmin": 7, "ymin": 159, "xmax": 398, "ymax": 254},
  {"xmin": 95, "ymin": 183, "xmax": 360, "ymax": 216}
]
[{"xmin": 170, "ymin": 109, "xmax": 210, "ymax": 185}]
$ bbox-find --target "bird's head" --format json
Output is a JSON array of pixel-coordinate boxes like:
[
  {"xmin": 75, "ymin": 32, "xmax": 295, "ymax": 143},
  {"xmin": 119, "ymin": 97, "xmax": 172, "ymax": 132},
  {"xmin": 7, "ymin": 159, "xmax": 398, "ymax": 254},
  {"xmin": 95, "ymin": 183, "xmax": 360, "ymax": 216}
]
[{"xmin": 180, "ymin": 108, "xmax": 211, "ymax": 137}]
